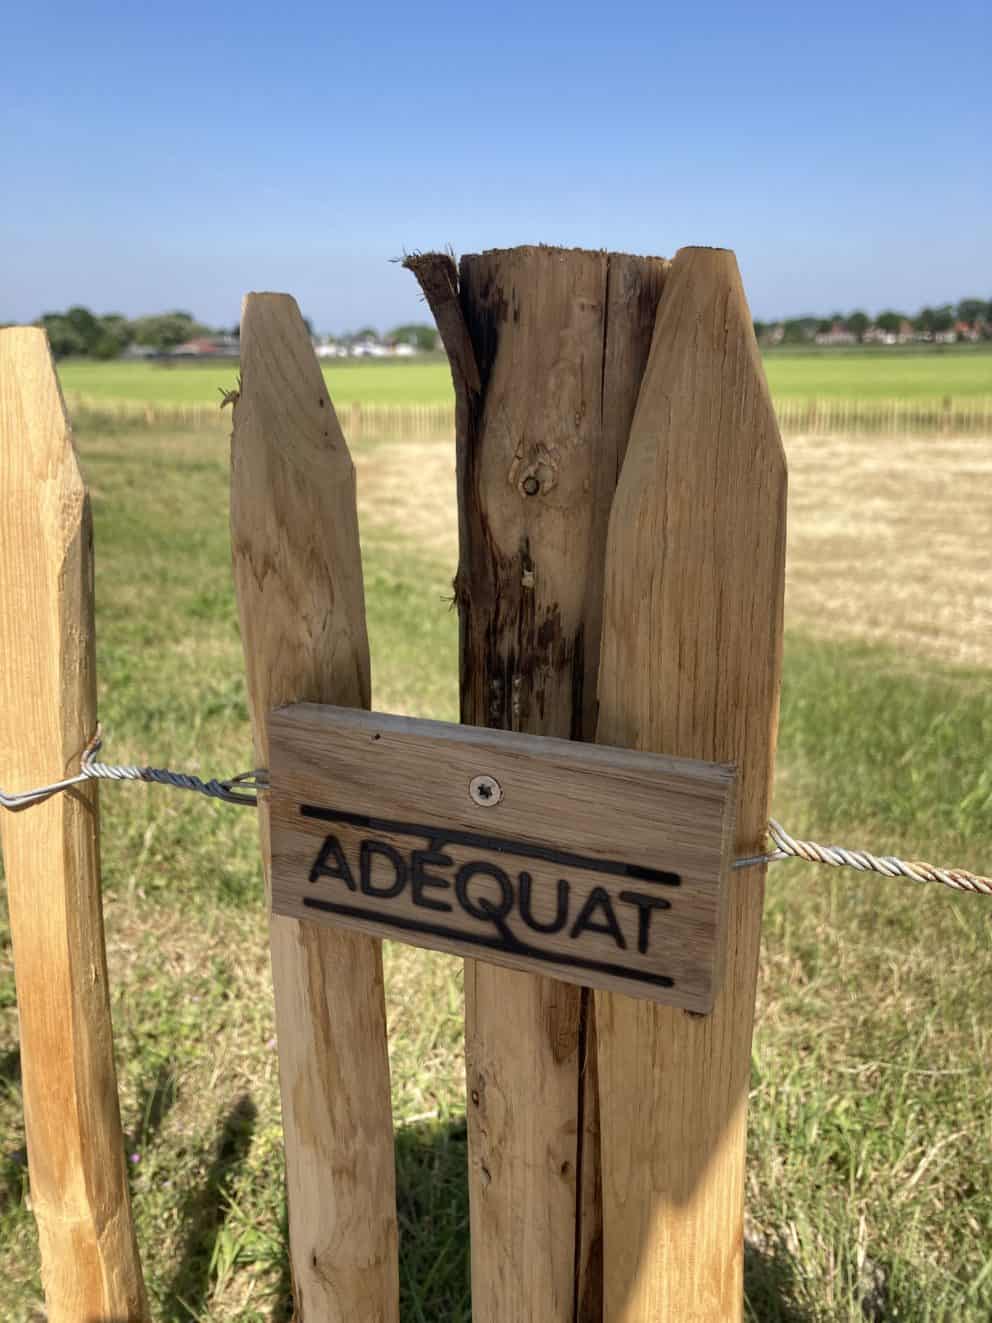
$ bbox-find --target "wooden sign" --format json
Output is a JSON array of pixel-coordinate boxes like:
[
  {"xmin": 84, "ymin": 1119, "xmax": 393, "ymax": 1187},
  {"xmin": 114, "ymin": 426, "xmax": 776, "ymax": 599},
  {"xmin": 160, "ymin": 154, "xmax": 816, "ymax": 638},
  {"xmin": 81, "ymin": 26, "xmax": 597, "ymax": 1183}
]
[{"xmin": 268, "ymin": 704, "xmax": 737, "ymax": 1012}]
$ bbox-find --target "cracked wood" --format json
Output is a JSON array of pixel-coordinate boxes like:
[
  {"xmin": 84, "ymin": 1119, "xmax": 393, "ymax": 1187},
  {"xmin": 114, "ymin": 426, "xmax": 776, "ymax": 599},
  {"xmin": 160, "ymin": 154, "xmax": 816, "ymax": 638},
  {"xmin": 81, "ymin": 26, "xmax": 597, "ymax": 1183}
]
[{"xmin": 408, "ymin": 245, "xmax": 667, "ymax": 1322}]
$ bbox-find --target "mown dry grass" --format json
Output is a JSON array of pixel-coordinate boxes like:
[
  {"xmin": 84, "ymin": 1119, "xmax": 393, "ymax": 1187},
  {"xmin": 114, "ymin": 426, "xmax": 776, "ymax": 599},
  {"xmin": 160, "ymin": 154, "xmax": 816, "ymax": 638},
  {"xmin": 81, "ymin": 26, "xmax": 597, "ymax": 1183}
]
[
  {"xmin": 784, "ymin": 432, "xmax": 991, "ymax": 667},
  {"xmin": 356, "ymin": 439, "xmax": 458, "ymax": 566},
  {"xmin": 1, "ymin": 415, "xmax": 989, "ymax": 1321},
  {"xmin": 356, "ymin": 431, "xmax": 992, "ymax": 670},
  {"xmin": 82, "ymin": 420, "xmax": 992, "ymax": 670}
]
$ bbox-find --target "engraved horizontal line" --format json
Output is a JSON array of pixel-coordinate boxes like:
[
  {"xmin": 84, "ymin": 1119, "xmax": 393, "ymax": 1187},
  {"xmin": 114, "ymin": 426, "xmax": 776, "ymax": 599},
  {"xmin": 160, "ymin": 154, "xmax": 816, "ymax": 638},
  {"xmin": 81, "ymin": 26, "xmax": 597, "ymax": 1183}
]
[
  {"xmin": 300, "ymin": 895, "xmax": 676, "ymax": 989},
  {"xmin": 298, "ymin": 804, "xmax": 681, "ymax": 887}
]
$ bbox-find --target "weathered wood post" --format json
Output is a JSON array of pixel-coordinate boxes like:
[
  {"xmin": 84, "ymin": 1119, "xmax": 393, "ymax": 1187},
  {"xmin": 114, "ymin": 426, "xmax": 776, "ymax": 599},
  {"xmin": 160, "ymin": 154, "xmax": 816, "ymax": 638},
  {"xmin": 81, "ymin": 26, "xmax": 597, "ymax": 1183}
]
[
  {"xmin": 596, "ymin": 247, "xmax": 787, "ymax": 1320},
  {"xmin": 408, "ymin": 246, "xmax": 668, "ymax": 1321},
  {"xmin": 231, "ymin": 295, "xmax": 399, "ymax": 1322},
  {"xmin": 0, "ymin": 328, "xmax": 149, "ymax": 1321}
]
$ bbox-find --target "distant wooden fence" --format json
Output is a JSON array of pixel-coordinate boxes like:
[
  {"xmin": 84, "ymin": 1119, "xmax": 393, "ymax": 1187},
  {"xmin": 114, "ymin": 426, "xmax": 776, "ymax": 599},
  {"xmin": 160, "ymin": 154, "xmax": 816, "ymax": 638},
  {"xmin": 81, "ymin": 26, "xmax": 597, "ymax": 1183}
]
[
  {"xmin": 64, "ymin": 394, "xmax": 458, "ymax": 439},
  {"xmin": 773, "ymin": 396, "xmax": 992, "ymax": 435},
  {"xmin": 64, "ymin": 392, "xmax": 992, "ymax": 437}
]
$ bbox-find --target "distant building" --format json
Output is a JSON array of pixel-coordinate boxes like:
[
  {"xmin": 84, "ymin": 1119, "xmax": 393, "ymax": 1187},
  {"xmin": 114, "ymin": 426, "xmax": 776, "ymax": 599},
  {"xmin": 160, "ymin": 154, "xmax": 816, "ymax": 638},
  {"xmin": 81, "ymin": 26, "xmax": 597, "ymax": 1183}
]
[
  {"xmin": 171, "ymin": 335, "xmax": 239, "ymax": 358},
  {"xmin": 314, "ymin": 339, "xmax": 348, "ymax": 358},
  {"xmin": 313, "ymin": 334, "xmax": 420, "ymax": 359},
  {"xmin": 815, "ymin": 321, "xmax": 857, "ymax": 346},
  {"xmin": 350, "ymin": 337, "xmax": 388, "ymax": 358}
]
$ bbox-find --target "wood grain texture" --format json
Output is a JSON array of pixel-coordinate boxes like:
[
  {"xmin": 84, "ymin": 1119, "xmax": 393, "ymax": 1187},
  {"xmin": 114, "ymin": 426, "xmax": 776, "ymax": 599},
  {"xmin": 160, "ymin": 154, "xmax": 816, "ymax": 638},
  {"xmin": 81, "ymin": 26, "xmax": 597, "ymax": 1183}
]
[
  {"xmin": 231, "ymin": 295, "xmax": 398, "ymax": 1322},
  {"xmin": 408, "ymin": 247, "xmax": 668, "ymax": 1320},
  {"xmin": 0, "ymin": 328, "xmax": 148, "ymax": 1322},
  {"xmin": 594, "ymin": 247, "xmax": 787, "ymax": 1322},
  {"xmin": 268, "ymin": 704, "xmax": 735, "ymax": 1009}
]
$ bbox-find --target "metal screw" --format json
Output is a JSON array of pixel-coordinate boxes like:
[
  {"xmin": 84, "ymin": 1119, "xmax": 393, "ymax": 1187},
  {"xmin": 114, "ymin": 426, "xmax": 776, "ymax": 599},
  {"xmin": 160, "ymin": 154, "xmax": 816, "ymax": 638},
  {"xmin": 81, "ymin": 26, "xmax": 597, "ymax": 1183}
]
[{"xmin": 469, "ymin": 774, "xmax": 503, "ymax": 807}]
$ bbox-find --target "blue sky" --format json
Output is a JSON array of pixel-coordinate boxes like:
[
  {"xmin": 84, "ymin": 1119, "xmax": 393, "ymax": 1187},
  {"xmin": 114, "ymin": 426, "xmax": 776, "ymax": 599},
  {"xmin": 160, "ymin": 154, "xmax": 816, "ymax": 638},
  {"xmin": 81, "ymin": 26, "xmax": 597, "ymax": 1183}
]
[{"xmin": 2, "ymin": 0, "xmax": 989, "ymax": 332}]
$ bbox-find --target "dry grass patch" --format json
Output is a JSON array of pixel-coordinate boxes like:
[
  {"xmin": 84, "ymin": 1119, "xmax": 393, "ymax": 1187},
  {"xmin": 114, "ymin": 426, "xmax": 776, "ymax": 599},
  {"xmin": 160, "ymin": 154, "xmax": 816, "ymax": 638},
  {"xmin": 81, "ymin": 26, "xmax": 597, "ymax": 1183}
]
[
  {"xmin": 356, "ymin": 439, "xmax": 457, "ymax": 563},
  {"xmin": 354, "ymin": 430, "xmax": 992, "ymax": 669},
  {"xmin": 785, "ymin": 432, "xmax": 991, "ymax": 667}
]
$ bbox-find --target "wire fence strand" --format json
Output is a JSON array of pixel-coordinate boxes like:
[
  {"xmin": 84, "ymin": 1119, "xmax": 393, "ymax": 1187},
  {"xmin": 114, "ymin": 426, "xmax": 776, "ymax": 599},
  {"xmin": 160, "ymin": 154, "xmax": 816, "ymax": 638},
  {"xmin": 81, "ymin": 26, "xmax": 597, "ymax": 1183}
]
[
  {"xmin": 1, "ymin": 731, "xmax": 988, "ymax": 898},
  {"xmin": 760, "ymin": 819, "xmax": 991, "ymax": 897},
  {"xmin": 0, "ymin": 730, "xmax": 266, "ymax": 812}
]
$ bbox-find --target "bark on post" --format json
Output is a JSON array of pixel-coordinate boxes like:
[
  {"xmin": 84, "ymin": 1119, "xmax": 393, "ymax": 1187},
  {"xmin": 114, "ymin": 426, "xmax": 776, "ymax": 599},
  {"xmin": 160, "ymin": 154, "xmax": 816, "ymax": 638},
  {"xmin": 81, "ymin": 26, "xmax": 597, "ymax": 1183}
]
[
  {"xmin": 407, "ymin": 246, "xmax": 667, "ymax": 1321},
  {"xmin": 595, "ymin": 247, "xmax": 787, "ymax": 1321},
  {"xmin": 231, "ymin": 295, "xmax": 398, "ymax": 1322},
  {"xmin": 0, "ymin": 328, "xmax": 149, "ymax": 1322}
]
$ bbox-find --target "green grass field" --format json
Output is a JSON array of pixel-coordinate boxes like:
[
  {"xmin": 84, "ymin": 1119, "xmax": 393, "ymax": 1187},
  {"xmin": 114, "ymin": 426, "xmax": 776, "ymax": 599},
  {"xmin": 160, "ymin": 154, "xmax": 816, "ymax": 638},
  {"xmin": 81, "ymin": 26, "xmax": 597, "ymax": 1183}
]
[
  {"xmin": 60, "ymin": 356, "xmax": 455, "ymax": 407},
  {"xmin": 1, "ymin": 416, "xmax": 990, "ymax": 1321},
  {"xmin": 763, "ymin": 344, "xmax": 992, "ymax": 399},
  {"xmin": 56, "ymin": 343, "xmax": 992, "ymax": 409}
]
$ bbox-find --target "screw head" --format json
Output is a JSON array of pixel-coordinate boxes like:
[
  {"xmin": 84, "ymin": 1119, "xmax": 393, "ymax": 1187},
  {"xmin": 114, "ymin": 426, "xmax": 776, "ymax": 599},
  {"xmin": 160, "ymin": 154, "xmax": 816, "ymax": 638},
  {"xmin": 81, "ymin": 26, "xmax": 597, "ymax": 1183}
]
[{"xmin": 469, "ymin": 774, "xmax": 503, "ymax": 807}]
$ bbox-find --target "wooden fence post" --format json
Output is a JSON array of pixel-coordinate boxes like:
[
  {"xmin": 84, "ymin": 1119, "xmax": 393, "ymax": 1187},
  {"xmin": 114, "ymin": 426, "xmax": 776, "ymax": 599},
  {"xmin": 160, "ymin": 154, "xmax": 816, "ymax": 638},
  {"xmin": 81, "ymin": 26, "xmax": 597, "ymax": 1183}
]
[
  {"xmin": 230, "ymin": 295, "xmax": 399, "ymax": 1322},
  {"xmin": 0, "ymin": 328, "xmax": 149, "ymax": 1322},
  {"xmin": 595, "ymin": 247, "xmax": 787, "ymax": 1321},
  {"xmin": 408, "ymin": 246, "xmax": 668, "ymax": 1321}
]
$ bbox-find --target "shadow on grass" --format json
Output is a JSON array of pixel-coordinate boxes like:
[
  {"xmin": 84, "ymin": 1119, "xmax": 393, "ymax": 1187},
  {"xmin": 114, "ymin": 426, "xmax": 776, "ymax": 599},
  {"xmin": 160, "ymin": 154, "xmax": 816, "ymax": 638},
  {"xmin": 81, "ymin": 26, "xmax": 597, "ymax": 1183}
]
[
  {"xmin": 127, "ymin": 1062, "xmax": 179, "ymax": 1158},
  {"xmin": 263, "ymin": 1119, "xmax": 471, "ymax": 1323},
  {"xmin": 0, "ymin": 1047, "xmax": 26, "ymax": 1212},
  {"xmin": 264, "ymin": 1115, "xmax": 849, "ymax": 1323},
  {"xmin": 744, "ymin": 1236, "xmax": 815, "ymax": 1322},
  {"xmin": 268, "ymin": 1202, "xmax": 292, "ymax": 1323},
  {"xmin": 395, "ymin": 1117, "xmax": 471, "ymax": 1323},
  {"xmin": 744, "ymin": 1229, "xmax": 900, "ymax": 1321},
  {"xmin": 0, "ymin": 1045, "xmax": 20, "ymax": 1090},
  {"xmin": 166, "ymin": 1093, "xmax": 257, "ymax": 1322},
  {"xmin": 394, "ymin": 1116, "xmax": 826, "ymax": 1323}
]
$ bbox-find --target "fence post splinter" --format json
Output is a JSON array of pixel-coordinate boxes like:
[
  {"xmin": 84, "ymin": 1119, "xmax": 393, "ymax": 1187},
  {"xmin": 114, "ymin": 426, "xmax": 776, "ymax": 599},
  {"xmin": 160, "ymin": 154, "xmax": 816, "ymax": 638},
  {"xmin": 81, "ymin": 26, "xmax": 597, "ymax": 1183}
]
[{"xmin": 0, "ymin": 328, "xmax": 149, "ymax": 1322}]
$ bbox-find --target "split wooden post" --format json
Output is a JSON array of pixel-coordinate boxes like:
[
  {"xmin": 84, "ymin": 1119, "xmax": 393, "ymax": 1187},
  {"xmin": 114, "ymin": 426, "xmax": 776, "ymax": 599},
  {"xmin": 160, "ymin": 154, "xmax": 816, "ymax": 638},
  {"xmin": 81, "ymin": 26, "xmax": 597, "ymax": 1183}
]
[
  {"xmin": 0, "ymin": 329, "xmax": 149, "ymax": 1322},
  {"xmin": 595, "ymin": 247, "xmax": 787, "ymax": 1321},
  {"xmin": 231, "ymin": 295, "xmax": 399, "ymax": 1322},
  {"xmin": 408, "ymin": 247, "xmax": 667, "ymax": 1321}
]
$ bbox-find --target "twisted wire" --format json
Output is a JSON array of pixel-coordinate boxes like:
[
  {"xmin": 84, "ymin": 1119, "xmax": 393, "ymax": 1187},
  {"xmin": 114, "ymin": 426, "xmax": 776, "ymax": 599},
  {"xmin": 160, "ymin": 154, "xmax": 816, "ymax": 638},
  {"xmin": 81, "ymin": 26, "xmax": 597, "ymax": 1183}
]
[
  {"xmin": 761, "ymin": 818, "xmax": 992, "ymax": 897},
  {"xmin": 1, "ymin": 733, "xmax": 987, "ymax": 899},
  {"xmin": 0, "ymin": 730, "xmax": 267, "ymax": 812}
]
